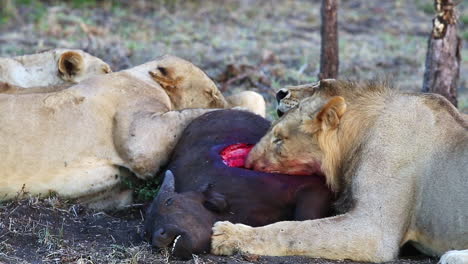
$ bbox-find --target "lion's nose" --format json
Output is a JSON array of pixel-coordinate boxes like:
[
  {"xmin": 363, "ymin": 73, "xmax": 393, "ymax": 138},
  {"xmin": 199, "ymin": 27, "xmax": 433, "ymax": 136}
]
[
  {"xmin": 249, "ymin": 160, "xmax": 267, "ymax": 172},
  {"xmin": 276, "ymin": 89, "xmax": 289, "ymax": 102}
]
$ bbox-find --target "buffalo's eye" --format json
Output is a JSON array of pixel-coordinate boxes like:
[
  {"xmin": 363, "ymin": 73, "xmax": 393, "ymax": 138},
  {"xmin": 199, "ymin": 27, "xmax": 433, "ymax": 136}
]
[{"xmin": 165, "ymin": 198, "xmax": 173, "ymax": 206}]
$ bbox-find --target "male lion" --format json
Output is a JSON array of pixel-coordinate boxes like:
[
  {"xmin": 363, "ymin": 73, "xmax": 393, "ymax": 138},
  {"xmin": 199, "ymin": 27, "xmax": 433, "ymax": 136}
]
[
  {"xmin": 0, "ymin": 55, "xmax": 264, "ymax": 209},
  {"xmin": 0, "ymin": 49, "xmax": 111, "ymax": 93},
  {"xmin": 211, "ymin": 80, "xmax": 468, "ymax": 264}
]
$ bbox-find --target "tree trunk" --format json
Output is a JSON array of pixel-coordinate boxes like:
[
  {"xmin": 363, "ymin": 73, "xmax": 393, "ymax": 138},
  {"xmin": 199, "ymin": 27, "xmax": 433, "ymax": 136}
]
[
  {"xmin": 422, "ymin": 0, "xmax": 461, "ymax": 107},
  {"xmin": 319, "ymin": 0, "xmax": 339, "ymax": 80}
]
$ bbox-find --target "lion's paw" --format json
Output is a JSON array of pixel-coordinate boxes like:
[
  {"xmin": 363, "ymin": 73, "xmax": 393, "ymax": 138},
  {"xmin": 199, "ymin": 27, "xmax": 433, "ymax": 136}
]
[
  {"xmin": 211, "ymin": 221, "xmax": 253, "ymax": 255},
  {"xmin": 439, "ymin": 250, "xmax": 468, "ymax": 264},
  {"xmin": 231, "ymin": 106, "xmax": 248, "ymax": 111}
]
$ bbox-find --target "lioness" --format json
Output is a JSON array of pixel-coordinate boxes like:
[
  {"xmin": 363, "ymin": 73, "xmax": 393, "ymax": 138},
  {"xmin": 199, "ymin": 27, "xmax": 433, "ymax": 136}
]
[
  {"xmin": 0, "ymin": 50, "xmax": 265, "ymax": 116},
  {"xmin": 211, "ymin": 80, "xmax": 468, "ymax": 263},
  {"xmin": 0, "ymin": 55, "xmax": 264, "ymax": 209},
  {"xmin": 0, "ymin": 49, "xmax": 111, "ymax": 92}
]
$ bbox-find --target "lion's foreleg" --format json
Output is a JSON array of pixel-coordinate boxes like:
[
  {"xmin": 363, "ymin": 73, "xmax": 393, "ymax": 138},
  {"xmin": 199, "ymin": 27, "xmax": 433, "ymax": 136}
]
[
  {"xmin": 212, "ymin": 210, "xmax": 402, "ymax": 262},
  {"xmin": 212, "ymin": 157, "xmax": 416, "ymax": 262},
  {"xmin": 115, "ymin": 108, "xmax": 218, "ymax": 179}
]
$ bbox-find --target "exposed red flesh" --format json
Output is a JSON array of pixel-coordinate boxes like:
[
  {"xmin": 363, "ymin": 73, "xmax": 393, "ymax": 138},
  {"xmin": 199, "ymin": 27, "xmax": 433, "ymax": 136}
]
[{"xmin": 220, "ymin": 143, "xmax": 254, "ymax": 168}]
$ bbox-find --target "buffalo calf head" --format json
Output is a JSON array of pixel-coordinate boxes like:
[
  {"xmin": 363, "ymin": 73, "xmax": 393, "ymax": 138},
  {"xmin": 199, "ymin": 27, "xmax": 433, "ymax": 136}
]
[{"xmin": 143, "ymin": 171, "xmax": 228, "ymax": 259}]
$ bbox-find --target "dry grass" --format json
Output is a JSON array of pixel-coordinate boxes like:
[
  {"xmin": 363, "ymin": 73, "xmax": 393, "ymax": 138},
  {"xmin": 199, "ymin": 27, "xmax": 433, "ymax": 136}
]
[{"xmin": 0, "ymin": 197, "xmax": 439, "ymax": 263}]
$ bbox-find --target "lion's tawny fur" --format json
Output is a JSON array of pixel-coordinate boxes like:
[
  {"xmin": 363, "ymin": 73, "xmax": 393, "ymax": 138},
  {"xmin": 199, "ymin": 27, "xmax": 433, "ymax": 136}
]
[
  {"xmin": 0, "ymin": 55, "xmax": 265, "ymax": 209},
  {"xmin": 212, "ymin": 80, "xmax": 468, "ymax": 263},
  {"xmin": 0, "ymin": 49, "xmax": 111, "ymax": 90}
]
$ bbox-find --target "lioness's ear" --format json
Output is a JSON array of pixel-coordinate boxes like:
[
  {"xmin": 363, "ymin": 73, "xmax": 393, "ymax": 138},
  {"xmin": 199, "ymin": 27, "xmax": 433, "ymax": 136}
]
[
  {"xmin": 316, "ymin": 96, "xmax": 347, "ymax": 130},
  {"xmin": 149, "ymin": 66, "xmax": 183, "ymax": 90},
  {"xmin": 206, "ymin": 88, "xmax": 221, "ymax": 101},
  {"xmin": 102, "ymin": 64, "xmax": 112, "ymax": 73},
  {"xmin": 58, "ymin": 51, "xmax": 84, "ymax": 77}
]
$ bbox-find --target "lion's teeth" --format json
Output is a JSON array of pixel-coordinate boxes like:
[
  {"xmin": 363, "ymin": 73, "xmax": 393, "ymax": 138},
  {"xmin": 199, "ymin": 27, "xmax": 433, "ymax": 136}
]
[{"xmin": 171, "ymin": 235, "xmax": 181, "ymax": 253}]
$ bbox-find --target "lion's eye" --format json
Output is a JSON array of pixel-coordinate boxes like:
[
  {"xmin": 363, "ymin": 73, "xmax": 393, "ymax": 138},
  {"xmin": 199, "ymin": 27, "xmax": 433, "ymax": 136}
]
[
  {"xmin": 165, "ymin": 198, "xmax": 173, "ymax": 206},
  {"xmin": 158, "ymin": 67, "xmax": 168, "ymax": 76}
]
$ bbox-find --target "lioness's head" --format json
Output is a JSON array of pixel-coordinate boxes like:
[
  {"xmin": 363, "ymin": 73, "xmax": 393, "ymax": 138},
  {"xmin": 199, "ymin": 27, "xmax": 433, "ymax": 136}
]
[
  {"xmin": 246, "ymin": 93, "xmax": 347, "ymax": 191},
  {"xmin": 56, "ymin": 49, "xmax": 112, "ymax": 83},
  {"xmin": 276, "ymin": 79, "xmax": 339, "ymax": 117},
  {"xmin": 149, "ymin": 55, "xmax": 228, "ymax": 109}
]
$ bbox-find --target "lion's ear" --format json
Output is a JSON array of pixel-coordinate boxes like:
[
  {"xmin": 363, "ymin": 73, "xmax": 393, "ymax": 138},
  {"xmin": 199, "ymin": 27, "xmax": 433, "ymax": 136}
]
[
  {"xmin": 301, "ymin": 96, "xmax": 346, "ymax": 134},
  {"xmin": 316, "ymin": 96, "xmax": 347, "ymax": 130},
  {"xmin": 149, "ymin": 66, "xmax": 182, "ymax": 90},
  {"xmin": 58, "ymin": 51, "xmax": 84, "ymax": 77}
]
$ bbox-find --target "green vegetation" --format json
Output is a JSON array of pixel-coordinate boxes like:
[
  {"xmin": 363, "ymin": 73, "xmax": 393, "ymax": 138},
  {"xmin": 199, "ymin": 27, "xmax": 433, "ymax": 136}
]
[
  {"xmin": 459, "ymin": 97, "xmax": 468, "ymax": 113},
  {"xmin": 462, "ymin": 31, "xmax": 468, "ymax": 41},
  {"xmin": 0, "ymin": 0, "xmax": 46, "ymax": 26},
  {"xmin": 70, "ymin": 0, "xmax": 96, "ymax": 8},
  {"xmin": 416, "ymin": 0, "xmax": 434, "ymax": 14},
  {"xmin": 460, "ymin": 14, "xmax": 468, "ymax": 25},
  {"xmin": 122, "ymin": 175, "xmax": 161, "ymax": 202}
]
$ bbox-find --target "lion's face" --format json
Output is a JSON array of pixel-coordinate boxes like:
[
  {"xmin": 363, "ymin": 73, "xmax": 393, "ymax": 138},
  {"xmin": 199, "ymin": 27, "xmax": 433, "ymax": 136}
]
[
  {"xmin": 149, "ymin": 55, "xmax": 228, "ymax": 110},
  {"xmin": 56, "ymin": 50, "xmax": 112, "ymax": 83},
  {"xmin": 246, "ymin": 93, "xmax": 347, "ymax": 183},
  {"xmin": 276, "ymin": 79, "xmax": 340, "ymax": 117}
]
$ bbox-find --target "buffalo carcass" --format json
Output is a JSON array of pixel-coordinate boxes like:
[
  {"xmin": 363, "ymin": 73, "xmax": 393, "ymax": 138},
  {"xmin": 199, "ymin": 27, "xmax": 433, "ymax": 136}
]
[{"xmin": 143, "ymin": 110, "xmax": 332, "ymax": 259}]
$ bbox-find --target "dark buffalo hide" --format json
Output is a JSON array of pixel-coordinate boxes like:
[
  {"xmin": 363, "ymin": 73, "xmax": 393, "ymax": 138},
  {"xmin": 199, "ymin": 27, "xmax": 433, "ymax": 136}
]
[{"xmin": 144, "ymin": 110, "xmax": 332, "ymax": 259}]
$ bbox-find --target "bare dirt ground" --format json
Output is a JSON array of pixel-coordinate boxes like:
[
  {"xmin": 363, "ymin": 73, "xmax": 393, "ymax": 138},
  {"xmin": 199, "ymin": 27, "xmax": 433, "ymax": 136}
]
[
  {"xmin": 0, "ymin": 198, "xmax": 438, "ymax": 264},
  {"xmin": 0, "ymin": 0, "xmax": 466, "ymax": 263}
]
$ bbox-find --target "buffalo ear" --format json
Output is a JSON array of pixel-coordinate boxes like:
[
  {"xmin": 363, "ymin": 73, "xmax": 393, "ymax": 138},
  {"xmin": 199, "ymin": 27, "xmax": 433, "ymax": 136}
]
[
  {"xmin": 202, "ymin": 186, "xmax": 228, "ymax": 213},
  {"xmin": 58, "ymin": 51, "xmax": 84, "ymax": 77}
]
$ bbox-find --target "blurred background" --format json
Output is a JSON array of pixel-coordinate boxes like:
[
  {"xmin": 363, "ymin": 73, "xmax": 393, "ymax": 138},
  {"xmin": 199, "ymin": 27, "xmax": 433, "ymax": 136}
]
[{"xmin": 0, "ymin": 0, "xmax": 467, "ymax": 115}]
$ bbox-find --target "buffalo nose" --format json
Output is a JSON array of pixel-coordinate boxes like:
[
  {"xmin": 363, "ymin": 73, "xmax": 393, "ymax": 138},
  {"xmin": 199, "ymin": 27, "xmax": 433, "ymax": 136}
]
[
  {"xmin": 153, "ymin": 228, "xmax": 167, "ymax": 240},
  {"xmin": 276, "ymin": 89, "xmax": 289, "ymax": 102},
  {"xmin": 152, "ymin": 228, "xmax": 170, "ymax": 247}
]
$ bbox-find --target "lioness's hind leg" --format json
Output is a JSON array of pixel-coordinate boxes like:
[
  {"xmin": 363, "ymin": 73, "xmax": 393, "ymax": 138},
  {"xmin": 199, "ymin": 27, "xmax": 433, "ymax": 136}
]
[
  {"xmin": 49, "ymin": 163, "xmax": 123, "ymax": 199},
  {"xmin": 439, "ymin": 250, "xmax": 468, "ymax": 264},
  {"xmin": 80, "ymin": 189, "xmax": 133, "ymax": 210}
]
